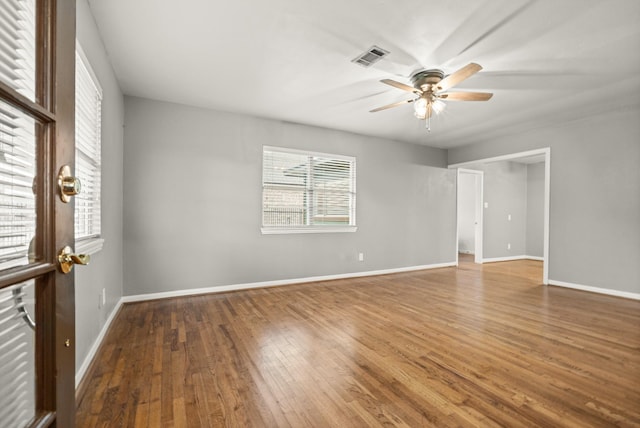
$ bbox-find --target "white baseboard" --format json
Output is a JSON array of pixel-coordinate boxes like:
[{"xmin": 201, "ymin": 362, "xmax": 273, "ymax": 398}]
[
  {"xmin": 482, "ymin": 255, "xmax": 542, "ymax": 263},
  {"xmin": 122, "ymin": 261, "xmax": 458, "ymax": 303},
  {"xmin": 75, "ymin": 298, "xmax": 124, "ymax": 388},
  {"xmin": 481, "ymin": 255, "xmax": 543, "ymax": 263},
  {"xmin": 548, "ymin": 279, "xmax": 640, "ymax": 301}
]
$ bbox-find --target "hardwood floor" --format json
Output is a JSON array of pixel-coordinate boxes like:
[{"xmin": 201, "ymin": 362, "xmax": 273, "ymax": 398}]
[{"xmin": 76, "ymin": 258, "xmax": 640, "ymax": 427}]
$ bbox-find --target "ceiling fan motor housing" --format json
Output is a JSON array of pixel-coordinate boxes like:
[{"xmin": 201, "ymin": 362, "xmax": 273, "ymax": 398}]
[{"xmin": 410, "ymin": 69, "xmax": 444, "ymax": 91}]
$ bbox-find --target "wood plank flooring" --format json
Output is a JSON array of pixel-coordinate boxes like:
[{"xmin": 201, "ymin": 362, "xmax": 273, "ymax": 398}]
[{"xmin": 76, "ymin": 257, "xmax": 640, "ymax": 427}]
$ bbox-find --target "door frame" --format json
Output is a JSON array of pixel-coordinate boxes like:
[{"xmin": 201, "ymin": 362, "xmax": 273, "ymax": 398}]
[
  {"xmin": 449, "ymin": 147, "xmax": 551, "ymax": 285},
  {"xmin": 456, "ymin": 168, "xmax": 484, "ymax": 264}
]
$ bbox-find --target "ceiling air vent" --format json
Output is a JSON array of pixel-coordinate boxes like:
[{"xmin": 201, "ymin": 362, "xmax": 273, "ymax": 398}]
[{"xmin": 351, "ymin": 45, "xmax": 390, "ymax": 67}]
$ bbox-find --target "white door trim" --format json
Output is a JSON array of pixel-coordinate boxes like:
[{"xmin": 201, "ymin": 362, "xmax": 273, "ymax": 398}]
[{"xmin": 449, "ymin": 147, "xmax": 551, "ymax": 285}]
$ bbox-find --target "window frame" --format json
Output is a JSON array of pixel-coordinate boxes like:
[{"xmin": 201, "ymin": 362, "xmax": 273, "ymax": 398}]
[
  {"xmin": 261, "ymin": 145, "xmax": 357, "ymax": 235},
  {"xmin": 74, "ymin": 43, "xmax": 104, "ymax": 254}
]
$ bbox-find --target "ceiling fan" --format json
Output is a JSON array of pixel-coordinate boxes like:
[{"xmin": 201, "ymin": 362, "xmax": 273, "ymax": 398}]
[{"xmin": 370, "ymin": 63, "xmax": 493, "ymax": 131}]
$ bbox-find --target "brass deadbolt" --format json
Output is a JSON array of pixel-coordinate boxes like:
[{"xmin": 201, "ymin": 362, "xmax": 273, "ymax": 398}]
[{"xmin": 58, "ymin": 165, "xmax": 81, "ymax": 203}]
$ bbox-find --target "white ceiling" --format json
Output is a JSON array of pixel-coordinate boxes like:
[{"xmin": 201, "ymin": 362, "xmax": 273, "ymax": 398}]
[{"xmin": 87, "ymin": 0, "xmax": 640, "ymax": 149}]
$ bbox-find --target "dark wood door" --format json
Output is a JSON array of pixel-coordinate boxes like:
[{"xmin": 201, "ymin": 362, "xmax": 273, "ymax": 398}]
[{"xmin": 0, "ymin": 0, "xmax": 76, "ymax": 426}]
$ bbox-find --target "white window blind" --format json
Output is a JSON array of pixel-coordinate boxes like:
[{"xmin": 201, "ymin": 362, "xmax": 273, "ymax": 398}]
[
  {"xmin": 262, "ymin": 146, "xmax": 356, "ymax": 233},
  {"xmin": 0, "ymin": 0, "xmax": 36, "ymax": 100},
  {"xmin": 0, "ymin": 101, "xmax": 35, "ymax": 270},
  {"xmin": 0, "ymin": 0, "xmax": 36, "ymax": 270},
  {"xmin": 75, "ymin": 47, "xmax": 102, "ymax": 243},
  {"xmin": 0, "ymin": 280, "xmax": 35, "ymax": 427}
]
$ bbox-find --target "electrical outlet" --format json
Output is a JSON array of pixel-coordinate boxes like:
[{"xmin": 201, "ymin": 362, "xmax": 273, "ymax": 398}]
[
  {"xmin": 358, "ymin": 252, "xmax": 364, "ymax": 262},
  {"xmin": 508, "ymin": 214, "xmax": 512, "ymax": 221},
  {"xmin": 507, "ymin": 243, "xmax": 511, "ymax": 250},
  {"xmin": 484, "ymin": 202, "xmax": 489, "ymax": 208}
]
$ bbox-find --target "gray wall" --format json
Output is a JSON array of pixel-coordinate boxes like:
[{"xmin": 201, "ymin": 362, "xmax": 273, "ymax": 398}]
[
  {"xmin": 465, "ymin": 162, "xmax": 528, "ymax": 259},
  {"xmin": 526, "ymin": 162, "xmax": 544, "ymax": 258},
  {"xmin": 483, "ymin": 161, "xmax": 528, "ymax": 259},
  {"xmin": 75, "ymin": 0, "xmax": 124, "ymax": 376},
  {"xmin": 449, "ymin": 106, "xmax": 640, "ymax": 294},
  {"xmin": 123, "ymin": 96, "xmax": 456, "ymax": 296}
]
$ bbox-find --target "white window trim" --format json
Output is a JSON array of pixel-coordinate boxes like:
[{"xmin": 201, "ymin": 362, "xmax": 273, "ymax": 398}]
[
  {"xmin": 75, "ymin": 237, "xmax": 105, "ymax": 255},
  {"xmin": 261, "ymin": 146, "xmax": 357, "ymax": 235},
  {"xmin": 76, "ymin": 43, "xmax": 102, "ymax": 95},
  {"xmin": 261, "ymin": 226, "xmax": 358, "ymax": 234},
  {"xmin": 75, "ymin": 42, "xmax": 103, "ymax": 255},
  {"xmin": 263, "ymin": 145, "xmax": 355, "ymax": 162}
]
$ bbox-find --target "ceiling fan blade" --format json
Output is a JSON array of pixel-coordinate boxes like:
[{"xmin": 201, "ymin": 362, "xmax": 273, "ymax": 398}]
[
  {"xmin": 369, "ymin": 99, "xmax": 414, "ymax": 113},
  {"xmin": 437, "ymin": 63, "xmax": 483, "ymax": 91},
  {"xmin": 438, "ymin": 91, "xmax": 493, "ymax": 101},
  {"xmin": 381, "ymin": 79, "xmax": 421, "ymax": 94}
]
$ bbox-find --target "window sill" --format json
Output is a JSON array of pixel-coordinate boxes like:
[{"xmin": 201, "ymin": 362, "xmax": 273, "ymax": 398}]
[
  {"xmin": 75, "ymin": 237, "xmax": 104, "ymax": 255},
  {"xmin": 261, "ymin": 226, "xmax": 357, "ymax": 235}
]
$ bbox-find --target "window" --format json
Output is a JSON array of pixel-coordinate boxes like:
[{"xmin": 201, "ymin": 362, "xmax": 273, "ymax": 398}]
[
  {"xmin": 75, "ymin": 46, "xmax": 103, "ymax": 253},
  {"xmin": 262, "ymin": 146, "xmax": 356, "ymax": 234}
]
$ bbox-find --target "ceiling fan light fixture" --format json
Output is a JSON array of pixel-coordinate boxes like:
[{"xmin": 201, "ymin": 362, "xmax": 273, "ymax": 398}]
[
  {"xmin": 432, "ymin": 99, "xmax": 446, "ymax": 114},
  {"xmin": 414, "ymin": 97, "xmax": 445, "ymax": 119},
  {"xmin": 413, "ymin": 97, "xmax": 428, "ymax": 119}
]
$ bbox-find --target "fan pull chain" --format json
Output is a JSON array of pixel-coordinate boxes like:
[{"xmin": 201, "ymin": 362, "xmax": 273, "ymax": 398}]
[{"xmin": 426, "ymin": 104, "xmax": 432, "ymax": 132}]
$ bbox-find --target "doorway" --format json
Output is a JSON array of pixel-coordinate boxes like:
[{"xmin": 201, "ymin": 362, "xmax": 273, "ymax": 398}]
[
  {"xmin": 449, "ymin": 148, "xmax": 550, "ymax": 284},
  {"xmin": 457, "ymin": 169, "xmax": 483, "ymax": 264}
]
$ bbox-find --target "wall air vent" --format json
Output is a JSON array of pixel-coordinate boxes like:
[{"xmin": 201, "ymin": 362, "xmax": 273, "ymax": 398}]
[{"xmin": 351, "ymin": 45, "xmax": 390, "ymax": 67}]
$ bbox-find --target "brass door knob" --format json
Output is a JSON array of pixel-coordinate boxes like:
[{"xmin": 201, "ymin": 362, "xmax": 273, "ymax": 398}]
[
  {"xmin": 58, "ymin": 165, "xmax": 82, "ymax": 203},
  {"xmin": 58, "ymin": 246, "xmax": 90, "ymax": 273}
]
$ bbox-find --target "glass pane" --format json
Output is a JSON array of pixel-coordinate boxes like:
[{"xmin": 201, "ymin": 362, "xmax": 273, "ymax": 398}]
[
  {"xmin": 75, "ymin": 51, "xmax": 102, "ymax": 240},
  {"xmin": 0, "ymin": 0, "xmax": 36, "ymax": 101},
  {"xmin": 0, "ymin": 280, "xmax": 36, "ymax": 426},
  {"xmin": 263, "ymin": 150, "xmax": 308, "ymax": 187},
  {"xmin": 312, "ymin": 190, "xmax": 351, "ymax": 225},
  {"xmin": 0, "ymin": 100, "xmax": 37, "ymax": 270},
  {"xmin": 263, "ymin": 186, "xmax": 306, "ymax": 226}
]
